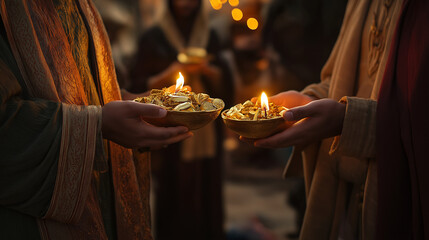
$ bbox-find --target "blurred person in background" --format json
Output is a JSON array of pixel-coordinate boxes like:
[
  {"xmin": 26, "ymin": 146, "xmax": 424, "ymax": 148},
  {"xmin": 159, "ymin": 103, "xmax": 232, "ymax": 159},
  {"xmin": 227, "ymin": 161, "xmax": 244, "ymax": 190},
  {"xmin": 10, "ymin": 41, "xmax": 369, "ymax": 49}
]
[{"xmin": 128, "ymin": 0, "xmax": 233, "ymax": 239}]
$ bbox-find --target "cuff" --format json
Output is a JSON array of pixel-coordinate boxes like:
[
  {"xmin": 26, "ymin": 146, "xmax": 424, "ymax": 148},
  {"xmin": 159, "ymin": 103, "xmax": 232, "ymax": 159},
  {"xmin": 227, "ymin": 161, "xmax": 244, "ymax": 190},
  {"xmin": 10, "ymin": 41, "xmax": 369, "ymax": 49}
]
[
  {"xmin": 43, "ymin": 104, "xmax": 101, "ymax": 224},
  {"xmin": 329, "ymin": 97, "xmax": 377, "ymax": 158}
]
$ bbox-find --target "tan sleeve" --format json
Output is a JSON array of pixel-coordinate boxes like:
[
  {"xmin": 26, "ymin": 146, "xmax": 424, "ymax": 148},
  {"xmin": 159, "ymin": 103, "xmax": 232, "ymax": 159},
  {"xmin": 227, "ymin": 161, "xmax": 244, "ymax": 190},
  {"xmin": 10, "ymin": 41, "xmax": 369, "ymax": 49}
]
[
  {"xmin": 330, "ymin": 96, "xmax": 377, "ymax": 158},
  {"xmin": 43, "ymin": 104, "xmax": 101, "ymax": 224}
]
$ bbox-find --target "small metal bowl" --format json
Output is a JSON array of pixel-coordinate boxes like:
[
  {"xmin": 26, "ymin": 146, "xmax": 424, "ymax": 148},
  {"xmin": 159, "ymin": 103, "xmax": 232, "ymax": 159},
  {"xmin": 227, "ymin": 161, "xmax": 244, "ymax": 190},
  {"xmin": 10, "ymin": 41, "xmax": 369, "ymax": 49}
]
[
  {"xmin": 221, "ymin": 110, "xmax": 290, "ymax": 139},
  {"xmin": 143, "ymin": 99, "xmax": 225, "ymax": 130}
]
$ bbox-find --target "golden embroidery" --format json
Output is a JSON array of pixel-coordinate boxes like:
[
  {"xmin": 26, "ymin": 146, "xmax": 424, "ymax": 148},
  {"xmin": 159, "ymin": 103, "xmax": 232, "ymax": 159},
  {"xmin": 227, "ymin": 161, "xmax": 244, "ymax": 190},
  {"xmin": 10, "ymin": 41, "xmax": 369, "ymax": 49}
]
[{"xmin": 368, "ymin": 0, "xmax": 394, "ymax": 77}]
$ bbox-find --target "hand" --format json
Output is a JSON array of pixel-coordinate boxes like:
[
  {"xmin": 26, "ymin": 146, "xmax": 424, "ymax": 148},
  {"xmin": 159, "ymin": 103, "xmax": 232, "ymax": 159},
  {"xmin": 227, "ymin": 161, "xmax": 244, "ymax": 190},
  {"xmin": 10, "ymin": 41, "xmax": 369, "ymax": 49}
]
[
  {"xmin": 252, "ymin": 90, "xmax": 315, "ymax": 109},
  {"xmin": 250, "ymin": 99, "xmax": 346, "ymax": 148},
  {"xmin": 102, "ymin": 101, "xmax": 193, "ymax": 149}
]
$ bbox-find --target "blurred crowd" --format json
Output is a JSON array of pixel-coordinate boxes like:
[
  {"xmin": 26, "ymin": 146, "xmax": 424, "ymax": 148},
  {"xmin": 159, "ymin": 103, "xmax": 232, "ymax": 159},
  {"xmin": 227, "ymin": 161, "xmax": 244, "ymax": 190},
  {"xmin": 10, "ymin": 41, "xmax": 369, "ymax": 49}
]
[{"xmin": 94, "ymin": 0, "xmax": 347, "ymax": 239}]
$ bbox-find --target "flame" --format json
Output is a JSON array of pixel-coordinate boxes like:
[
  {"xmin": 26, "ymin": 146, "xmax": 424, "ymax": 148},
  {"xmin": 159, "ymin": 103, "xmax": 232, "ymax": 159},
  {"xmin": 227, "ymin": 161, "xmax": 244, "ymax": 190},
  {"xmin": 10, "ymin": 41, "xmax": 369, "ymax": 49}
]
[
  {"xmin": 175, "ymin": 72, "xmax": 184, "ymax": 92},
  {"xmin": 261, "ymin": 92, "xmax": 269, "ymax": 111}
]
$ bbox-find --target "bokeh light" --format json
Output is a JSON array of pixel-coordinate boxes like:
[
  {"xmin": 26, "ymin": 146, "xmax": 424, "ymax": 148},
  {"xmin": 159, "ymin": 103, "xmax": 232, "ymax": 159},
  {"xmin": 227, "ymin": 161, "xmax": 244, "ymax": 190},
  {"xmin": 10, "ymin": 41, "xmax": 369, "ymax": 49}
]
[
  {"xmin": 231, "ymin": 8, "xmax": 243, "ymax": 21},
  {"xmin": 228, "ymin": 0, "xmax": 239, "ymax": 7},
  {"xmin": 210, "ymin": 0, "xmax": 222, "ymax": 10},
  {"xmin": 247, "ymin": 17, "xmax": 258, "ymax": 30},
  {"xmin": 220, "ymin": 0, "xmax": 227, "ymax": 4}
]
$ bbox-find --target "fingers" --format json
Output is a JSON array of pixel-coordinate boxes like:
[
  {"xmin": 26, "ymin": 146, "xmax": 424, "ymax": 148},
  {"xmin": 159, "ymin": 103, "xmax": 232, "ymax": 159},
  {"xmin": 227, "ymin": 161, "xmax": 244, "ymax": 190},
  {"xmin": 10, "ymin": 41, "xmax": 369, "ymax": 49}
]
[
  {"xmin": 127, "ymin": 101, "xmax": 167, "ymax": 118},
  {"xmin": 284, "ymin": 103, "xmax": 317, "ymax": 121},
  {"xmin": 254, "ymin": 121, "xmax": 311, "ymax": 148}
]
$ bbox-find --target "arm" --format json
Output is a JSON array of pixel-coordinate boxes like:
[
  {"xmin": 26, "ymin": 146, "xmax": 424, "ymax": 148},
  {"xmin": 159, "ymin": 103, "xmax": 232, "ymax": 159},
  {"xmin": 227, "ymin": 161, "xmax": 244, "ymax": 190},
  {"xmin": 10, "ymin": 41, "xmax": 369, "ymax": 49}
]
[
  {"xmin": 0, "ymin": 64, "xmax": 61, "ymax": 218},
  {"xmin": 253, "ymin": 96, "xmax": 377, "ymax": 160},
  {"xmin": 0, "ymin": 64, "xmax": 192, "ymax": 223}
]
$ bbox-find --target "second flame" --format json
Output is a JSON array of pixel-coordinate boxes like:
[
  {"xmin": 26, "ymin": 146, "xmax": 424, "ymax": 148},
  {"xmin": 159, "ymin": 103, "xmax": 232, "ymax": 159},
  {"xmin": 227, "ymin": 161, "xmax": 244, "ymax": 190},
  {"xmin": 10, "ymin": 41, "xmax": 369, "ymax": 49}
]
[
  {"xmin": 175, "ymin": 72, "xmax": 184, "ymax": 93},
  {"xmin": 261, "ymin": 92, "xmax": 269, "ymax": 111}
]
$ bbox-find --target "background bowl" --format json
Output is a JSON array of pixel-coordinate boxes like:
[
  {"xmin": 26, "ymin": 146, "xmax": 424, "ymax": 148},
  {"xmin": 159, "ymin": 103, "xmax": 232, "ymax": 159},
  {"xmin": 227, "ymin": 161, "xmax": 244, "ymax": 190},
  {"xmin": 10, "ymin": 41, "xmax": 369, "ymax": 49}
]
[
  {"xmin": 177, "ymin": 47, "xmax": 208, "ymax": 65},
  {"xmin": 222, "ymin": 110, "xmax": 291, "ymax": 139},
  {"xmin": 143, "ymin": 100, "xmax": 224, "ymax": 130}
]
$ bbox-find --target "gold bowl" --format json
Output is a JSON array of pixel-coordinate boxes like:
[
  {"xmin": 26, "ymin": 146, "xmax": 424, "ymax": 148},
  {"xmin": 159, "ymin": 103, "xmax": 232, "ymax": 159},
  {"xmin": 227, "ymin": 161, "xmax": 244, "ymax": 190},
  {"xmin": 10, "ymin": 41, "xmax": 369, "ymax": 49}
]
[
  {"xmin": 177, "ymin": 47, "xmax": 208, "ymax": 65},
  {"xmin": 222, "ymin": 110, "xmax": 290, "ymax": 139},
  {"xmin": 144, "ymin": 99, "xmax": 224, "ymax": 130}
]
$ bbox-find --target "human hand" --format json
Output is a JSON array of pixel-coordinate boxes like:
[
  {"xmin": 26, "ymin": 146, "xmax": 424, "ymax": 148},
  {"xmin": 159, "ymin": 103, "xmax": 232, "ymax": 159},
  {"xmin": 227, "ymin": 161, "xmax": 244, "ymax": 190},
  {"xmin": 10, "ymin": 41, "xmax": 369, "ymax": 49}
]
[
  {"xmin": 252, "ymin": 90, "xmax": 315, "ymax": 109},
  {"xmin": 102, "ymin": 101, "xmax": 193, "ymax": 149},
  {"xmin": 247, "ymin": 99, "xmax": 346, "ymax": 148}
]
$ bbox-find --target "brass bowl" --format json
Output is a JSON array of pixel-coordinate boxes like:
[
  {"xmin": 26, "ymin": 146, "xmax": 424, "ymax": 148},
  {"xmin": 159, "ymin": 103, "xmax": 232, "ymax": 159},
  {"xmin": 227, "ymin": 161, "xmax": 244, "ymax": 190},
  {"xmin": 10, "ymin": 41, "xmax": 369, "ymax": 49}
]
[
  {"xmin": 144, "ymin": 99, "xmax": 224, "ymax": 130},
  {"xmin": 177, "ymin": 47, "xmax": 208, "ymax": 65},
  {"xmin": 222, "ymin": 110, "xmax": 290, "ymax": 139}
]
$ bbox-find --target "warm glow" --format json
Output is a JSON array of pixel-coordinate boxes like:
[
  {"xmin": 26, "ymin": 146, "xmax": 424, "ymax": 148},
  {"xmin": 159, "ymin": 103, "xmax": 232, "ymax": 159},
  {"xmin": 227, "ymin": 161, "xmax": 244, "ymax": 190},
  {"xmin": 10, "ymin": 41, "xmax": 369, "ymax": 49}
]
[
  {"xmin": 247, "ymin": 18, "xmax": 258, "ymax": 30},
  {"xmin": 231, "ymin": 8, "xmax": 243, "ymax": 21},
  {"xmin": 210, "ymin": 0, "xmax": 222, "ymax": 10},
  {"xmin": 175, "ymin": 72, "xmax": 184, "ymax": 92},
  {"xmin": 228, "ymin": 0, "xmax": 239, "ymax": 7},
  {"xmin": 261, "ymin": 92, "xmax": 269, "ymax": 111},
  {"xmin": 220, "ymin": 0, "xmax": 227, "ymax": 3}
]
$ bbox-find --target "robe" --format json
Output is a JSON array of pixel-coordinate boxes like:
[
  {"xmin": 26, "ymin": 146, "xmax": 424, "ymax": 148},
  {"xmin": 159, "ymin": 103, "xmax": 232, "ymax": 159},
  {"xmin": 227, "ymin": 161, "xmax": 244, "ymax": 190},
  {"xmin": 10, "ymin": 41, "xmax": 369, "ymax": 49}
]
[{"xmin": 0, "ymin": 0, "xmax": 151, "ymax": 239}]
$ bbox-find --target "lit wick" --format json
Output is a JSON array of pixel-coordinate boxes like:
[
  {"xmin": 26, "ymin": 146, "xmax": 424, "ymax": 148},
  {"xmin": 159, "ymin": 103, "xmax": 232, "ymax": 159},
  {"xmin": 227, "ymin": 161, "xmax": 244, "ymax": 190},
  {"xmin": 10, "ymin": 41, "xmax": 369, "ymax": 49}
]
[
  {"xmin": 175, "ymin": 72, "xmax": 185, "ymax": 93},
  {"xmin": 261, "ymin": 92, "xmax": 269, "ymax": 119}
]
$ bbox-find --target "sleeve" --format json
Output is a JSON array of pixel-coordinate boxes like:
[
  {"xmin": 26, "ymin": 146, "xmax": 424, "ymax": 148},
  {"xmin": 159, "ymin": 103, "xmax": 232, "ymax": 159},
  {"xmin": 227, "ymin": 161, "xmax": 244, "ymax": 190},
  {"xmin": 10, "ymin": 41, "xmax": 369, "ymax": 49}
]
[
  {"xmin": 0, "ymin": 60, "xmax": 102, "ymax": 224},
  {"xmin": 0, "ymin": 24, "xmax": 102, "ymax": 224},
  {"xmin": 0, "ymin": 62, "xmax": 62, "ymax": 218},
  {"xmin": 329, "ymin": 96, "xmax": 377, "ymax": 159}
]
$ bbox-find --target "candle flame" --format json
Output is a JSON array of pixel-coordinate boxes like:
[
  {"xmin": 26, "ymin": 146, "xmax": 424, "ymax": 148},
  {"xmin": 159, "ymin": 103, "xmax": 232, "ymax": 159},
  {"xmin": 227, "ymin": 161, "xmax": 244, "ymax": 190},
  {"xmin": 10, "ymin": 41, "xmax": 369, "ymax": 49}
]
[
  {"xmin": 261, "ymin": 92, "xmax": 269, "ymax": 111},
  {"xmin": 175, "ymin": 72, "xmax": 184, "ymax": 92}
]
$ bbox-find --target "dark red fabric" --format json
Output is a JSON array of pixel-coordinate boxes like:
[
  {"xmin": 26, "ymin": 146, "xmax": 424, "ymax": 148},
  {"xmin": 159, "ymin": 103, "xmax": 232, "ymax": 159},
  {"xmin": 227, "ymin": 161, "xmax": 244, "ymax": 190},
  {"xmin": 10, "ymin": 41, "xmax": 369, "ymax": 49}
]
[{"xmin": 377, "ymin": 0, "xmax": 429, "ymax": 239}]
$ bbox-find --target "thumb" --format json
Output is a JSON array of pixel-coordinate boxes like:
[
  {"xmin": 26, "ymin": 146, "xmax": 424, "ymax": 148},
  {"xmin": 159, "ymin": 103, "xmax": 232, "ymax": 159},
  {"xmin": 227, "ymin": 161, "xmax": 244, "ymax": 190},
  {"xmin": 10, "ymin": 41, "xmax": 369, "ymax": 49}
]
[
  {"xmin": 128, "ymin": 101, "xmax": 167, "ymax": 118},
  {"xmin": 283, "ymin": 104, "xmax": 314, "ymax": 121}
]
